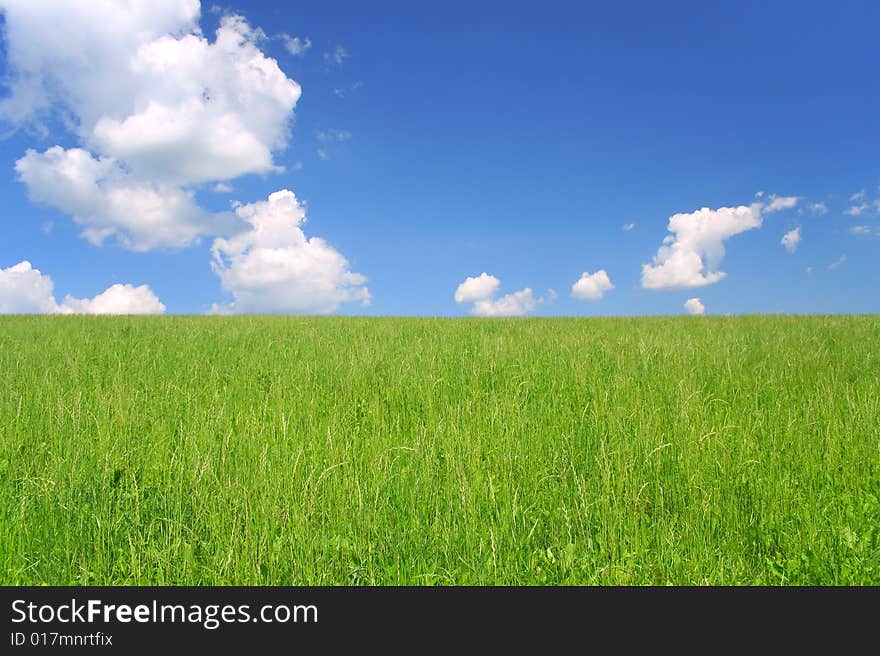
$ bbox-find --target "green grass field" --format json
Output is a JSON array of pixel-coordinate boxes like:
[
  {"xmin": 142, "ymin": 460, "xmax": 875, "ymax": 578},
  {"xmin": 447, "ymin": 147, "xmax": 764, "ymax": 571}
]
[{"xmin": 1, "ymin": 316, "xmax": 878, "ymax": 585}]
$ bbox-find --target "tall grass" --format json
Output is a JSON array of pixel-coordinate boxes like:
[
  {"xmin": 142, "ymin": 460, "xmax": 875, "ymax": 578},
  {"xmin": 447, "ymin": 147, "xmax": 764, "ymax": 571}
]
[{"xmin": 1, "ymin": 315, "xmax": 878, "ymax": 584}]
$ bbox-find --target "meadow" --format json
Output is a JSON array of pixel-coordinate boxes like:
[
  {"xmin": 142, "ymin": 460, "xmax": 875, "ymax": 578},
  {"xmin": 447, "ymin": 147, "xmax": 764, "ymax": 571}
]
[{"xmin": 0, "ymin": 315, "xmax": 878, "ymax": 585}]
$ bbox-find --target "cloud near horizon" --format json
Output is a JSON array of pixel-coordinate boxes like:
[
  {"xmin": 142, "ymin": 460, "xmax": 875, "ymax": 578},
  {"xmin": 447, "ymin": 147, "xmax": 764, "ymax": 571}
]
[
  {"xmin": 209, "ymin": 190, "xmax": 371, "ymax": 314},
  {"xmin": 0, "ymin": 261, "xmax": 165, "ymax": 314},
  {"xmin": 454, "ymin": 273, "xmax": 551, "ymax": 317},
  {"xmin": 684, "ymin": 297, "xmax": 705, "ymax": 315}
]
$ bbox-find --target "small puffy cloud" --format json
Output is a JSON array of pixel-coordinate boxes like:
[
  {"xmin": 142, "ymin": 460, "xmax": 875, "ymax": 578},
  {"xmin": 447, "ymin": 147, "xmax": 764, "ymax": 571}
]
[
  {"xmin": 454, "ymin": 273, "xmax": 551, "ymax": 317},
  {"xmin": 765, "ymin": 195, "xmax": 799, "ymax": 213},
  {"xmin": 844, "ymin": 203, "xmax": 870, "ymax": 216},
  {"xmin": 324, "ymin": 45, "xmax": 349, "ymax": 65},
  {"xmin": 60, "ymin": 284, "xmax": 166, "ymax": 314},
  {"xmin": 684, "ymin": 297, "xmax": 705, "ymax": 316},
  {"xmin": 0, "ymin": 260, "xmax": 164, "ymax": 314},
  {"xmin": 0, "ymin": 261, "xmax": 60, "ymax": 313},
  {"xmin": 641, "ymin": 204, "xmax": 763, "ymax": 289},
  {"xmin": 571, "ymin": 269, "xmax": 614, "ymax": 300},
  {"xmin": 316, "ymin": 148, "xmax": 330, "ymax": 160},
  {"xmin": 809, "ymin": 202, "xmax": 828, "ymax": 215},
  {"xmin": 212, "ymin": 182, "xmax": 233, "ymax": 193},
  {"xmin": 781, "ymin": 227, "xmax": 801, "ymax": 253},
  {"xmin": 472, "ymin": 289, "xmax": 538, "ymax": 317},
  {"xmin": 806, "ymin": 266, "xmax": 813, "ymax": 274},
  {"xmin": 827, "ymin": 254, "xmax": 847, "ymax": 270},
  {"xmin": 454, "ymin": 272, "xmax": 500, "ymax": 303},
  {"xmin": 281, "ymin": 34, "xmax": 311, "ymax": 56},
  {"xmin": 622, "ymin": 223, "xmax": 635, "ymax": 231},
  {"xmin": 210, "ymin": 190, "xmax": 370, "ymax": 314},
  {"xmin": 850, "ymin": 189, "xmax": 866, "ymax": 202}
]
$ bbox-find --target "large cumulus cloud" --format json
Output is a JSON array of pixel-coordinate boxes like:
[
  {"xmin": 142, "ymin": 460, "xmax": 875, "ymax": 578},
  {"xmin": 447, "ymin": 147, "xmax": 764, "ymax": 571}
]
[{"xmin": 1, "ymin": 2, "xmax": 299, "ymax": 250}]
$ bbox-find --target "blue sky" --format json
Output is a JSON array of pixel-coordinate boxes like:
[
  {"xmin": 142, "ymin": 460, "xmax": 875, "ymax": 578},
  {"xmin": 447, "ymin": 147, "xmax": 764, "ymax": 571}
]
[{"xmin": 0, "ymin": 0, "xmax": 878, "ymax": 316}]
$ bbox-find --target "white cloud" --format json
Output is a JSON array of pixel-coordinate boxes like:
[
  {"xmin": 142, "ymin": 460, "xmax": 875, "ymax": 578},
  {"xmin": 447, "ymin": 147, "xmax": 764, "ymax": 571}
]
[
  {"xmin": 210, "ymin": 190, "xmax": 370, "ymax": 314},
  {"xmin": 1, "ymin": 4, "xmax": 371, "ymax": 316},
  {"xmin": 281, "ymin": 34, "xmax": 311, "ymax": 56},
  {"xmin": 454, "ymin": 273, "xmax": 551, "ymax": 317},
  {"xmin": 3, "ymin": 7, "xmax": 299, "ymax": 184},
  {"xmin": 0, "ymin": 260, "xmax": 164, "ymax": 314},
  {"xmin": 809, "ymin": 202, "xmax": 828, "ymax": 215},
  {"xmin": 1, "ymin": 3, "xmax": 300, "ymax": 249},
  {"xmin": 15, "ymin": 146, "xmax": 239, "ymax": 250},
  {"xmin": 844, "ymin": 203, "xmax": 870, "ymax": 216},
  {"xmin": 89, "ymin": 16, "xmax": 299, "ymax": 186},
  {"xmin": 324, "ymin": 45, "xmax": 348, "ymax": 65},
  {"xmin": 684, "ymin": 297, "xmax": 705, "ymax": 316},
  {"xmin": 641, "ymin": 203, "xmax": 763, "ymax": 289},
  {"xmin": 454, "ymin": 272, "xmax": 500, "ymax": 303},
  {"xmin": 850, "ymin": 189, "xmax": 866, "ymax": 202},
  {"xmin": 571, "ymin": 269, "xmax": 614, "ymax": 300},
  {"xmin": 472, "ymin": 289, "xmax": 538, "ymax": 317},
  {"xmin": 827, "ymin": 254, "xmax": 847, "ymax": 271},
  {"xmin": 806, "ymin": 266, "xmax": 813, "ymax": 274},
  {"xmin": 0, "ymin": 0, "xmax": 201, "ymax": 125},
  {"xmin": 622, "ymin": 223, "xmax": 635, "ymax": 231},
  {"xmin": 765, "ymin": 195, "xmax": 800, "ymax": 213},
  {"xmin": 316, "ymin": 148, "xmax": 330, "ymax": 160},
  {"xmin": 0, "ymin": 261, "xmax": 60, "ymax": 313},
  {"xmin": 849, "ymin": 225, "xmax": 878, "ymax": 236},
  {"xmin": 781, "ymin": 227, "xmax": 801, "ymax": 253},
  {"xmin": 60, "ymin": 283, "xmax": 166, "ymax": 314}
]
